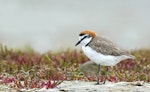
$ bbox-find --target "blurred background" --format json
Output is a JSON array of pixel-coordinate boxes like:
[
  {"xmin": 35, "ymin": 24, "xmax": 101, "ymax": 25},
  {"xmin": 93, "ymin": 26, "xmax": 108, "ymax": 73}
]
[{"xmin": 0, "ymin": 0, "xmax": 150, "ymax": 53}]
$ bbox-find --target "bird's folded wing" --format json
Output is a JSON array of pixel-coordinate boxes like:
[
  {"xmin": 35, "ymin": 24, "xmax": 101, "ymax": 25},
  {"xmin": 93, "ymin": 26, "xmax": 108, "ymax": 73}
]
[{"xmin": 88, "ymin": 36, "xmax": 128, "ymax": 56}]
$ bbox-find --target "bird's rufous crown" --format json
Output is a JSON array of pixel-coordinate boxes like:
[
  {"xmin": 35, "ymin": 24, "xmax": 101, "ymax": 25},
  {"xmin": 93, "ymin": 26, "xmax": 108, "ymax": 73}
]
[{"xmin": 79, "ymin": 30, "xmax": 96, "ymax": 38}]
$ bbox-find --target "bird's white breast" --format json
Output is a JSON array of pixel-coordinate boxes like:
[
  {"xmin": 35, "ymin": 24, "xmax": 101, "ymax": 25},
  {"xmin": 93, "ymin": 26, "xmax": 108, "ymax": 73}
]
[{"xmin": 82, "ymin": 46, "xmax": 128, "ymax": 66}]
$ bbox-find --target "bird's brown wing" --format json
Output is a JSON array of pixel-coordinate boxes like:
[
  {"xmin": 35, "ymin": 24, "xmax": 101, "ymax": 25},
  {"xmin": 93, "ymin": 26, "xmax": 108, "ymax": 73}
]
[{"xmin": 88, "ymin": 36, "xmax": 128, "ymax": 56}]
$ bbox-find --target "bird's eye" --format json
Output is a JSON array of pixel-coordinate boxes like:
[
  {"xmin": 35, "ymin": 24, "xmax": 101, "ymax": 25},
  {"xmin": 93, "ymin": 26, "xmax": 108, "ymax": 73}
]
[
  {"xmin": 79, "ymin": 33, "xmax": 84, "ymax": 36},
  {"xmin": 87, "ymin": 35, "xmax": 91, "ymax": 38}
]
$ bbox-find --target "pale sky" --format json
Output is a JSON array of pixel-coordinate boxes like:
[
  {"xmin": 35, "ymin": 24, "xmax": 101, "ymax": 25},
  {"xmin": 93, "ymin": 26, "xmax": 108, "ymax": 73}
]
[{"xmin": 0, "ymin": 0, "xmax": 150, "ymax": 53}]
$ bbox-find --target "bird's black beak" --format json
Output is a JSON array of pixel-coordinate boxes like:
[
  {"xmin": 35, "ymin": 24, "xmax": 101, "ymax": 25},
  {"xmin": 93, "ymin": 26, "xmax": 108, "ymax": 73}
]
[
  {"xmin": 75, "ymin": 40, "xmax": 81, "ymax": 46},
  {"xmin": 75, "ymin": 35, "xmax": 88, "ymax": 46}
]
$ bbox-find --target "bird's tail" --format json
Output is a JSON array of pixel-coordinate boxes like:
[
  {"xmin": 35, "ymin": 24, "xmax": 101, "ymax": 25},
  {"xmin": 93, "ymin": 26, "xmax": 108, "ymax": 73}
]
[{"xmin": 128, "ymin": 55, "xmax": 135, "ymax": 60}]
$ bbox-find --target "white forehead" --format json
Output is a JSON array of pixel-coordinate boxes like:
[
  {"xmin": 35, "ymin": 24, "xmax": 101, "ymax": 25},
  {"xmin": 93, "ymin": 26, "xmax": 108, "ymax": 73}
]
[{"xmin": 78, "ymin": 34, "xmax": 88, "ymax": 40}]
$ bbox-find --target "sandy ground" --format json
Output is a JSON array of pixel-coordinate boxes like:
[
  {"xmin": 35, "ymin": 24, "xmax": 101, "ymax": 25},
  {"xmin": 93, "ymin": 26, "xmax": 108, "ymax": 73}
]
[
  {"xmin": 0, "ymin": 85, "xmax": 17, "ymax": 92},
  {"xmin": 0, "ymin": 81, "xmax": 150, "ymax": 92},
  {"xmin": 38, "ymin": 81, "xmax": 150, "ymax": 92}
]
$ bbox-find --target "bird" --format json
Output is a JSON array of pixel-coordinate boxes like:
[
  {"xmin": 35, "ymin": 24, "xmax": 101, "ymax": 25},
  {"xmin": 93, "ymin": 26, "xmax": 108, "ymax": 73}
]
[{"xmin": 75, "ymin": 30, "xmax": 135, "ymax": 85}]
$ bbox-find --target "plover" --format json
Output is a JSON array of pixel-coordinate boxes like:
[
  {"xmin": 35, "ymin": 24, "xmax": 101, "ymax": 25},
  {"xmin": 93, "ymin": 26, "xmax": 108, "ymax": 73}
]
[{"xmin": 75, "ymin": 30, "xmax": 135, "ymax": 84}]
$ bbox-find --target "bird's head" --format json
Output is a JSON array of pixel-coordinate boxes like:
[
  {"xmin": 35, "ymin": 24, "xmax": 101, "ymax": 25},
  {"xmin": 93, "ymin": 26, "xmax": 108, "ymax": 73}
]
[{"xmin": 75, "ymin": 30, "xmax": 96, "ymax": 46}]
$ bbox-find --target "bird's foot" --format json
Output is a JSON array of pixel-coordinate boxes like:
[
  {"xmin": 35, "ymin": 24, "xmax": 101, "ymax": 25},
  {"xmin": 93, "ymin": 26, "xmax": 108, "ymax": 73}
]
[{"xmin": 95, "ymin": 81, "xmax": 105, "ymax": 85}]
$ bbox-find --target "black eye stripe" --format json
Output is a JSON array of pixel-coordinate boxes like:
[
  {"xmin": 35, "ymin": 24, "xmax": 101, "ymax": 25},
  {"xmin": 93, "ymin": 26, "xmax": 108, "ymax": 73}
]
[{"xmin": 79, "ymin": 33, "xmax": 84, "ymax": 36}]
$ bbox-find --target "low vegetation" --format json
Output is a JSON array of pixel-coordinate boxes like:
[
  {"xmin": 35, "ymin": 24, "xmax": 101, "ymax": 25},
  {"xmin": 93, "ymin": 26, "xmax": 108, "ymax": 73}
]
[{"xmin": 0, "ymin": 44, "xmax": 150, "ymax": 90}]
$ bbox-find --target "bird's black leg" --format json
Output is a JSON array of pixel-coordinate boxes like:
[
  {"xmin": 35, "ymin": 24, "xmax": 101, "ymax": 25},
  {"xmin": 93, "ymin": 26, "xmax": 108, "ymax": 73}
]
[
  {"xmin": 96, "ymin": 64, "xmax": 101, "ymax": 85},
  {"xmin": 103, "ymin": 66, "xmax": 108, "ymax": 84}
]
